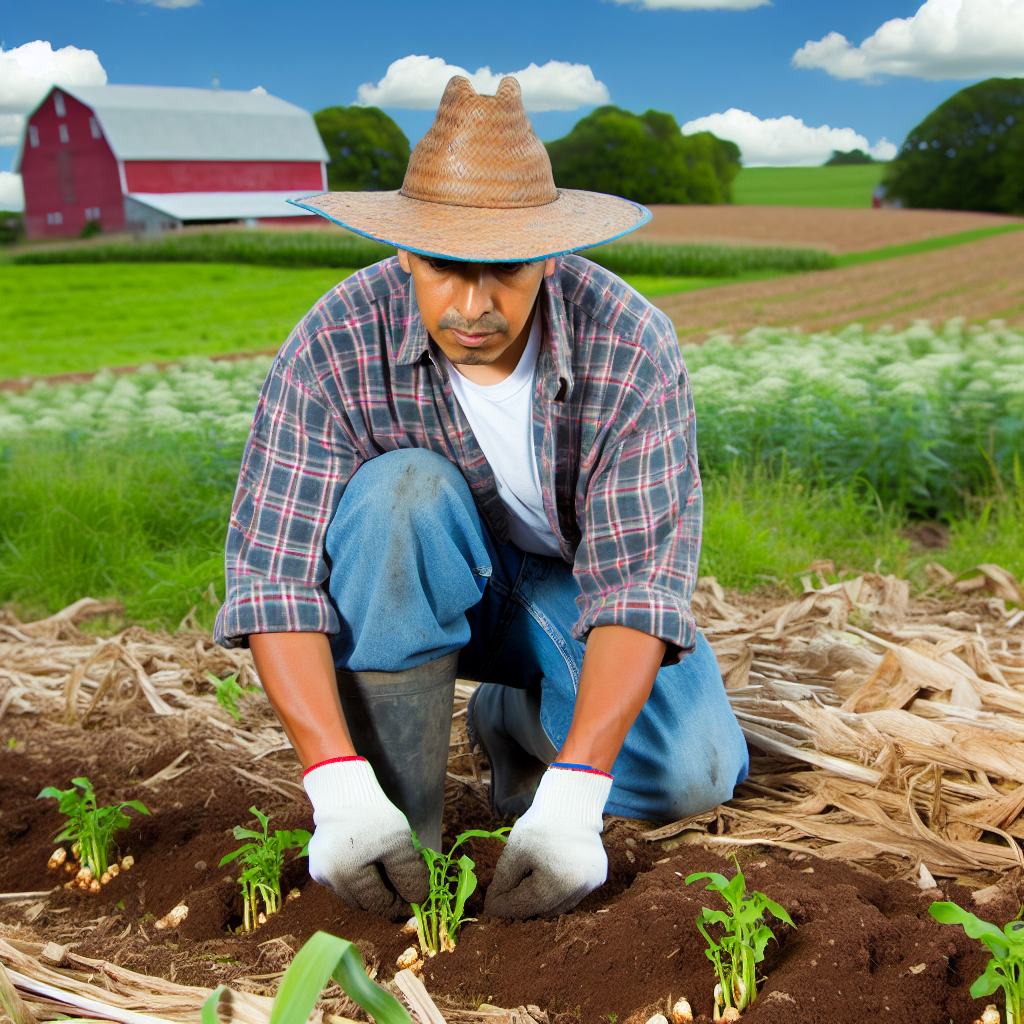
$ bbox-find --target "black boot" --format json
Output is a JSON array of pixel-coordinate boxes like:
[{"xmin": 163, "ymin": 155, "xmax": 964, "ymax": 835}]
[
  {"xmin": 335, "ymin": 652, "xmax": 458, "ymax": 854},
  {"xmin": 466, "ymin": 682, "xmax": 556, "ymax": 819}
]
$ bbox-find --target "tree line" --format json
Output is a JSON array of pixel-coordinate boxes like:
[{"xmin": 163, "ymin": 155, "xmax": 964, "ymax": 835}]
[{"xmin": 312, "ymin": 76, "xmax": 1023, "ymax": 214}]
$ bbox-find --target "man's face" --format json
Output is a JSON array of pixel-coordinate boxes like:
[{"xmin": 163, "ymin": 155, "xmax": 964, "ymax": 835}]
[{"xmin": 398, "ymin": 250, "xmax": 556, "ymax": 369}]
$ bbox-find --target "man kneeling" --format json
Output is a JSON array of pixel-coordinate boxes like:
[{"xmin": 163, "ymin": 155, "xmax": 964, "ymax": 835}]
[{"xmin": 215, "ymin": 75, "xmax": 748, "ymax": 921}]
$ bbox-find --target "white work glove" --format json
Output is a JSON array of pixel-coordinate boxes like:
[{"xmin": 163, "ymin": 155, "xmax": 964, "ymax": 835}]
[
  {"xmin": 303, "ymin": 757, "xmax": 428, "ymax": 920},
  {"xmin": 484, "ymin": 764, "xmax": 612, "ymax": 919}
]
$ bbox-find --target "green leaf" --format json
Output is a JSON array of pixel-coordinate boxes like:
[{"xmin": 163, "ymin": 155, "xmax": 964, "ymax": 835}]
[
  {"xmin": 930, "ymin": 902, "xmax": 1010, "ymax": 952},
  {"xmin": 970, "ymin": 958, "xmax": 1008, "ymax": 999},
  {"xmin": 232, "ymin": 827, "xmax": 265, "ymax": 841},
  {"xmin": 201, "ymin": 985, "xmax": 232, "ymax": 1024},
  {"xmin": 686, "ymin": 871, "xmax": 730, "ymax": 890},
  {"xmin": 219, "ymin": 848, "xmax": 250, "ymax": 866},
  {"xmin": 37, "ymin": 786, "xmax": 65, "ymax": 800},
  {"xmin": 452, "ymin": 854, "xmax": 478, "ymax": 926},
  {"xmin": 249, "ymin": 807, "xmax": 270, "ymax": 832},
  {"xmin": 120, "ymin": 800, "xmax": 150, "ymax": 816},
  {"xmin": 267, "ymin": 931, "xmax": 410, "ymax": 1024},
  {"xmin": 758, "ymin": 894, "xmax": 795, "ymax": 927}
]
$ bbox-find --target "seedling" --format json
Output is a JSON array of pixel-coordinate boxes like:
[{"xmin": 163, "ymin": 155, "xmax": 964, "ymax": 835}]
[
  {"xmin": 206, "ymin": 670, "xmax": 258, "ymax": 721},
  {"xmin": 37, "ymin": 776, "xmax": 149, "ymax": 884},
  {"xmin": 202, "ymin": 930, "xmax": 409, "ymax": 1024},
  {"xmin": 411, "ymin": 827, "xmax": 510, "ymax": 955},
  {"xmin": 685, "ymin": 854, "xmax": 795, "ymax": 1019},
  {"xmin": 930, "ymin": 901, "xmax": 1024, "ymax": 1024},
  {"xmin": 219, "ymin": 806, "xmax": 311, "ymax": 933}
]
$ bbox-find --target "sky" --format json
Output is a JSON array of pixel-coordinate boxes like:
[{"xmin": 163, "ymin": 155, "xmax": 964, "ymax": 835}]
[{"xmin": 2, "ymin": 0, "xmax": 1023, "ymax": 209}]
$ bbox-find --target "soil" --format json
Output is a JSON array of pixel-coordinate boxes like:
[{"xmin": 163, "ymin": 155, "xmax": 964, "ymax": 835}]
[
  {"xmin": 634, "ymin": 204, "xmax": 1024, "ymax": 254},
  {"xmin": 656, "ymin": 229, "xmax": 1024, "ymax": 338},
  {"xmin": 2, "ymin": 698, "xmax": 1017, "ymax": 1024}
]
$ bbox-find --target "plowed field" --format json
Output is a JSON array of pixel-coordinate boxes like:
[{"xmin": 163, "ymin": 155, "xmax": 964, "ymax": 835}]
[
  {"xmin": 657, "ymin": 229, "xmax": 1024, "ymax": 338},
  {"xmin": 635, "ymin": 204, "xmax": 1023, "ymax": 253}
]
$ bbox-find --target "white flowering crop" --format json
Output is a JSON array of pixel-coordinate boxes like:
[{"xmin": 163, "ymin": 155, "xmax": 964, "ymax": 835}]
[
  {"xmin": 0, "ymin": 356, "xmax": 273, "ymax": 443},
  {"xmin": 683, "ymin": 318, "xmax": 1023, "ymax": 516}
]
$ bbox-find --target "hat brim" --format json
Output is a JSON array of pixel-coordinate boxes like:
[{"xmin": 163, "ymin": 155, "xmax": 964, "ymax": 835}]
[{"xmin": 287, "ymin": 189, "xmax": 651, "ymax": 262}]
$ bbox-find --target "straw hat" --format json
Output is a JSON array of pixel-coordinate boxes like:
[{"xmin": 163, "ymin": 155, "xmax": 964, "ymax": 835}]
[{"xmin": 289, "ymin": 75, "xmax": 651, "ymax": 262}]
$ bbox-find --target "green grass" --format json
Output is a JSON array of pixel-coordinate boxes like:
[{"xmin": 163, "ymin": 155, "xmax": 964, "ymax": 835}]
[
  {"xmin": 1, "ymin": 435, "xmax": 1019, "ymax": 631},
  {"xmin": 621, "ymin": 270, "xmax": 787, "ymax": 298},
  {"xmin": 0, "ymin": 263, "xmax": 354, "ymax": 378},
  {"xmin": 732, "ymin": 165, "xmax": 886, "ymax": 208},
  {"xmin": 581, "ymin": 240, "xmax": 836, "ymax": 276},
  {"xmin": 835, "ymin": 222, "xmax": 1024, "ymax": 267}
]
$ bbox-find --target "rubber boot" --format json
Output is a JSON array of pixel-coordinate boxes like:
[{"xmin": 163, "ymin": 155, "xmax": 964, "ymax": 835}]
[
  {"xmin": 335, "ymin": 651, "xmax": 458, "ymax": 854},
  {"xmin": 466, "ymin": 682, "xmax": 556, "ymax": 819}
]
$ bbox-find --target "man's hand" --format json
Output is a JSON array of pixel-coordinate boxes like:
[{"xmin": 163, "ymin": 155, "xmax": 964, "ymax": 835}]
[
  {"xmin": 484, "ymin": 764, "xmax": 612, "ymax": 919},
  {"xmin": 303, "ymin": 757, "xmax": 429, "ymax": 919}
]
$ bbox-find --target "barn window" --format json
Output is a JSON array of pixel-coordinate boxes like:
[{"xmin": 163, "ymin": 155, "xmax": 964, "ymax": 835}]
[
  {"xmin": 84, "ymin": 207, "xmax": 101, "ymax": 221},
  {"xmin": 54, "ymin": 92, "xmax": 66, "ymax": 117},
  {"xmin": 89, "ymin": 117, "xmax": 102, "ymax": 139},
  {"xmin": 46, "ymin": 212, "xmax": 64, "ymax": 225},
  {"xmin": 58, "ymin": 124, "xmax": 70, "ymax": 144},
  {"xmin": 28, "ymin": 125, "xmax": 39, "ymax": 148}
]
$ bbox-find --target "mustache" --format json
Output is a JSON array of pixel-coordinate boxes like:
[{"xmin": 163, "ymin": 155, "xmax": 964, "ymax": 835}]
[{"xmin": 437, "ymin": 310, "xmax": 509, "ymax": 335}]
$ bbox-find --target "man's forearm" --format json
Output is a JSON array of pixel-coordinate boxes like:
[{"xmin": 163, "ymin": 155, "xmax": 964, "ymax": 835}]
[
  {"xmin": 556, "ymin": 624, "xmax": 666, "ymax": 773},
  {"xmin": 249, "ymin": 632, "xmax": 356, "ymax": 769}
]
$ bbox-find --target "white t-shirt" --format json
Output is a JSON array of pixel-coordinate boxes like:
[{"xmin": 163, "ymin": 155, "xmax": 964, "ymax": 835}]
[{"xmin": 445, "ymin": 313, "xmax": 563, "ymax": 557}]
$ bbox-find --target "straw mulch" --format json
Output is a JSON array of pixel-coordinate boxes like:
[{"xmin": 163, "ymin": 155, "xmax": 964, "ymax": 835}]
[{"xmin": 652, "ymin": 562, "xmax": 1024, "ymax": 884}]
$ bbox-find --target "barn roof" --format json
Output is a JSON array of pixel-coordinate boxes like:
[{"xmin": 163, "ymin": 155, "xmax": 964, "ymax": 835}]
[
  {"xmin": 52, "ymin": 84, "xmax": 329, "ymax": 163},
  {"xmin": 128, "ymin": 190, "xmax": 317, "ymax": 220}
]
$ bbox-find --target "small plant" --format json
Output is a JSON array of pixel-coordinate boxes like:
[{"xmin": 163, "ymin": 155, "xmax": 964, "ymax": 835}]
[
  {"xmin": 38, "ymin": 777, "xmax": 149, "ymax": 886},
  {"xmin": 685, "ymin": 854, "xmax": 795, "ymax": 1019},
  {"xmin": 930, "ymin": 901, "xmax": 1024, "ymax": 1024},
  {"xmin": 206, "ymin": 670, "xmax": 258, "ymax": 721},
  {"xmin": 411, "ymin": 828, "xmax": 510, "ymax": 955},
  {"xmin": 219, "ymin": 806, "xmax": 310, "ymax": 932},
  {"xmin": 202, "ymin": 930, "xmax": 409, "ymax": 1024}
]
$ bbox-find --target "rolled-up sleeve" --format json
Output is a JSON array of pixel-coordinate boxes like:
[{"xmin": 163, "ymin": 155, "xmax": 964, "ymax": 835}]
[
  {"xmin": 214, "ymin": 334, "xmax": 358, "ymax": 648},
  {"xmin": 571, "ymin": 351, "xmax": 701, "ymax": 665}
]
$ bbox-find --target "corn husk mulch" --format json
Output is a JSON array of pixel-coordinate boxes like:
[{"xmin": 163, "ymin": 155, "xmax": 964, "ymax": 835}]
[{"xmin": 650, "ymin": 561, "xmax": 1024, "ymax": 882}]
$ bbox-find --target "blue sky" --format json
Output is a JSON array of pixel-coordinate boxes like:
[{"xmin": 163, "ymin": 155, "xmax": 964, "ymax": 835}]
[{"xmin": 1, "ymin": 0, "xmax": 1017, "ymax": 178}]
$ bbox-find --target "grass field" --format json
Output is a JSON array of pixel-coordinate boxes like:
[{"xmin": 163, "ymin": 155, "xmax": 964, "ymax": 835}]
[
  {"xmin": 0, "ymin": 263, "xmax": 354, "ymax": 378},
  {"xmin": 732, "ymin": 165, "xmax": 886, "ymax": 207},
  {"xmin": 0, "ymin": 261, "xmax": 794, "ymax": 378}
]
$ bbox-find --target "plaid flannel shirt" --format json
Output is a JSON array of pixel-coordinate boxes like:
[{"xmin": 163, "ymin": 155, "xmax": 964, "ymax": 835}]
[{"xmin": 215, "ymin": 254, "xmax": 703, "ymax": 662}]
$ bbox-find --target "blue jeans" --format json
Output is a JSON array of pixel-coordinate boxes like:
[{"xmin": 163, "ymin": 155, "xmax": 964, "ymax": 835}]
[{"xmin": 325, "ymin": 449, "xmax": 749, "ymax": 821}]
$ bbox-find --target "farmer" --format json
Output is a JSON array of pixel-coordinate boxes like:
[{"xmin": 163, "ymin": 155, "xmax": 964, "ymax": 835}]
[{"xmin": 215, "ymin": 76, "xmax": 748, "ymax": 921}]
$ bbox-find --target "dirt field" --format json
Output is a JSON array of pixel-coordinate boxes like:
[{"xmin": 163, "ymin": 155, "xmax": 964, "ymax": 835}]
[
  {"xmin": 657, "ymin": 229, "xmax": 1024, "ymax": 338},
  {"xmin": 634, "ymin": 204, "xmax": 1023, "ymax": 254},
  {"xmin": 3, "ymin": 568, "xmax": 1024, "ymax": 1024}
]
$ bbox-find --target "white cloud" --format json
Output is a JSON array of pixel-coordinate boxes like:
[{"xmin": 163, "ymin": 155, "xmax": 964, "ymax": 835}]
[
  {"xmin": 682, "ymin": 108, "xmax": 896, "ymax": 166},
  {"xmin": 792, "ymin": 0, "xmax": 1024, "ymax": 81},
  {"xmin": 355, "ymin": 55, "xmax": 610, "ymax": 112},
  {"xmin": 0, "ymin": 42, "xmax": 107, "ymax": 148},
  {"xmin": 0, "ymin": 171, "xmax": 24, "ymax": 211},
  {"xmin": 609, "ymin": 0, "xmax": 770, "ymax": 9},
  {"xmin": 137, "ymin": 0, "xmax": 202, "ymax": 7}
]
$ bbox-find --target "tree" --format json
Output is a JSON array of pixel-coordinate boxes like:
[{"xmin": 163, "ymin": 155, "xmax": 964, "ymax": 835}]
[
  {"xmin": 545, "ymin": 106, "xmax": 740, "ymax": 205},
  {"xmin": 825, "ymin": 149, "xmax": 875, "ymax": 165},
  {"xmin": 882, "ymin": 77, "xmax": 1024, "ymax": 214},
  {"xmin": 314, "ymin": 106, "xmax": 411, "ymax": 192}
]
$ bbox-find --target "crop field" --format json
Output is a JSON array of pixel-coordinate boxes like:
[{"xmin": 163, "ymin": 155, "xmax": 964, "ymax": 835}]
[
  {"xmin": 731, "ymin": 164, "xmax": 886, "ymax": 207},
  {"xmin": 1, "ymin": 229, "xmax": 1023, "ymax": 1024},
  {"xmin": 658, "ymin": 229, "xmax": 1024, "ymax": 338},
  {"xmin": 633, "ymin": 203, "xmax": 1024, "ymax": 253}
]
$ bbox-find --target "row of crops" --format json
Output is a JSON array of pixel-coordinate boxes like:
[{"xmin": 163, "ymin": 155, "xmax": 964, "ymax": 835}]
[
  {"xmin": 8, "ymin": 230, "xmax": 835, "ymax": 277},
  {"xmin": 2, "ymin": 318, "xmax": 1020, "ymax": 518}
]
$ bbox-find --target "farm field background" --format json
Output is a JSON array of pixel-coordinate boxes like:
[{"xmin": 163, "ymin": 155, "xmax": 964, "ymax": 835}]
[{"xmin": 731, "ymin": 164, "xmax": 886, "ymax": 207}]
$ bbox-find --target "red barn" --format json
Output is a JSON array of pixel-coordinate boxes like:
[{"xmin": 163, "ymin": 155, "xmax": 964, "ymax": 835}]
[{"xmin": 16, "ymin": 84, "xmax": 329, "ymax": 239}]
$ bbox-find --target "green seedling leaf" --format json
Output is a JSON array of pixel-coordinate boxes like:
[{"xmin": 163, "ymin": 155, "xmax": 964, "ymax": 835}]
[
  {"xmin": 930, "ymin": 902, "xmax": 1010, "ymax": 951},
  {"xmin": 267, "ymin": 931, "xmax": 409, "ymax": 1024},
  {"xmin": 411, "ymin": 827, "xmax": 509, "ymax": 954}
]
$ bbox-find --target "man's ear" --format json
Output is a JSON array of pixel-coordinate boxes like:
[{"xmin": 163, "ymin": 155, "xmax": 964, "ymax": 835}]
[
  {"xmin": 397, "ymin": 249, "xmax": 412, "ymax": 273},
  {"xmin": 544, "ymin": 257, "xmax": 556, "ymax": 278}
]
